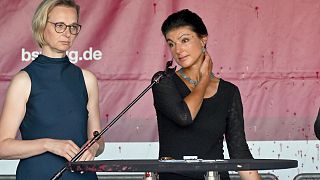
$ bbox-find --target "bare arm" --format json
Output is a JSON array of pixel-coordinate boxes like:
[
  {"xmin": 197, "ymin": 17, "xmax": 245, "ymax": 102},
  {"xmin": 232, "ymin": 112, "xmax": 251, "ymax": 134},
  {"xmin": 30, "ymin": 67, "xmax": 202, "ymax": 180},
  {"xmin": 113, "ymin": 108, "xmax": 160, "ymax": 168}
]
[
  {"xmin": 0, "ymin": 72, "xmax": 81, "ymax": 161},
  {"xmin": 183, "ymin": 52, "xmax": 212, "ymax": 120},
  {"xmin": 0, "ymin": 72, "xmax": 46, "ymax": 159},
  {"xmin": 80, "ymin": 69, "xmax": 105, "ymax": 160}
]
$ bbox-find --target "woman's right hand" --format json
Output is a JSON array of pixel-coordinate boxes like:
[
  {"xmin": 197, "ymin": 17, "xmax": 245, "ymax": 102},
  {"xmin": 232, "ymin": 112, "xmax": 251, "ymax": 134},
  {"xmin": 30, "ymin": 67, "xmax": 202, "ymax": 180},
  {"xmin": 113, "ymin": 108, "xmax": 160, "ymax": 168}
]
[{"xmin": 44, "ymin": 139, "xmax": 80, "ymax": 161}]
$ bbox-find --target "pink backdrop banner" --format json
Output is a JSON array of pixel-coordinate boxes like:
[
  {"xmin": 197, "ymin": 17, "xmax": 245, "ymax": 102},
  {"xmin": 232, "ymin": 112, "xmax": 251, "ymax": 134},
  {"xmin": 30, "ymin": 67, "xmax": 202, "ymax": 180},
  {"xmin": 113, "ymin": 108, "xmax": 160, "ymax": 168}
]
[{"xmin": 0, "ymin": 0, "xmax": 319, "ymax": 141}]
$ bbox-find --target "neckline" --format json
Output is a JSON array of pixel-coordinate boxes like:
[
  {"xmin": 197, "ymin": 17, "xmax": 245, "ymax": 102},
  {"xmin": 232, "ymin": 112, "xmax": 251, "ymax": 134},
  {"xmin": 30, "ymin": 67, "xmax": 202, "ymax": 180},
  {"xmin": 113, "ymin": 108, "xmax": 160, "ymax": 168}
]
[
  {"xmin": 174, "ymin": 72, "xmax": 222, "ymax": 100},
  {"xmin": 35, "ymin": 54, "xmax": 70, "ymax": 64}
]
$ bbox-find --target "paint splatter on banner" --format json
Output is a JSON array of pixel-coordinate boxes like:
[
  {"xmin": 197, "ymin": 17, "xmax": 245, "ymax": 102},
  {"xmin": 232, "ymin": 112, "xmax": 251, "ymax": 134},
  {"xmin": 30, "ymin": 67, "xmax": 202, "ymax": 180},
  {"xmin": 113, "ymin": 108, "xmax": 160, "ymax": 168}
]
[{"xmin": 0, "ymin": 0, "xmax": 319, "ymax": 142}]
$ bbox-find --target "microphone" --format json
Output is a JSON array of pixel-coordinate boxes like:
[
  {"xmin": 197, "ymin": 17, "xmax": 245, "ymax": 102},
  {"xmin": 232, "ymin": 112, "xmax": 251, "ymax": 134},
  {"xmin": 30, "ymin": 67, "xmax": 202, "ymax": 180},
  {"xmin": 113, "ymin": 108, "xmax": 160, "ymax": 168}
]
[
  {"xmin": 51, "ymin": 59, "xmax": 176, "ymax": 180},
  {"xmin": 152, "ymin": 59, "xmax": 176, "ymax": 83},
  {"xmin": 165, "ymin": 59, "xmax": 176, "ymax": 74}
]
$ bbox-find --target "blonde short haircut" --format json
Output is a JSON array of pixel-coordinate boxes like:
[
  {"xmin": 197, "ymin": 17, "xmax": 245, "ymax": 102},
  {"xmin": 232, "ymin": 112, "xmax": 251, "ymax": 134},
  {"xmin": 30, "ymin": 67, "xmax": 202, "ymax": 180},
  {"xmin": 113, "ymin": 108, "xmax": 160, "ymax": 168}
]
[{"xmin": 32, "ymin": 0, "xmax": 80, "ymax": 48}]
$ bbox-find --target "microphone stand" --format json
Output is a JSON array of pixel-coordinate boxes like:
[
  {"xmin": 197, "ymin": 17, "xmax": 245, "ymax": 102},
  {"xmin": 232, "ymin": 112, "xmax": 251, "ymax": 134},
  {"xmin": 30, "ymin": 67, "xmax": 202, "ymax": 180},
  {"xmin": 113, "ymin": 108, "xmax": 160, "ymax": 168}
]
[{"xmin": 51, "ymin": 61, "xmax": 175, "ymax": 180}]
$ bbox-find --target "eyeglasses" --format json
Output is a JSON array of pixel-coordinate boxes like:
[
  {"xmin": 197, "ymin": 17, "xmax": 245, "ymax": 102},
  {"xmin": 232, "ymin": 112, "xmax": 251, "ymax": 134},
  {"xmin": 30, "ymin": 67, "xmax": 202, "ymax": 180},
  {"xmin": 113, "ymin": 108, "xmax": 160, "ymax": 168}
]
[{"xmin": 47, "ymin": 21, "xmax": 81, "ymax": 35}]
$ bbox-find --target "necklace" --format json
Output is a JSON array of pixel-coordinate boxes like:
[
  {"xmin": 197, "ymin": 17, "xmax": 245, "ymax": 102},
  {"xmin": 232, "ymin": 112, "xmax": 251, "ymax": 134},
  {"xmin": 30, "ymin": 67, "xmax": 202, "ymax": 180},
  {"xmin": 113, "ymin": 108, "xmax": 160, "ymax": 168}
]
[{"xmin": 177, "ymin": 68, "xmax": 214, "ymax": 87}]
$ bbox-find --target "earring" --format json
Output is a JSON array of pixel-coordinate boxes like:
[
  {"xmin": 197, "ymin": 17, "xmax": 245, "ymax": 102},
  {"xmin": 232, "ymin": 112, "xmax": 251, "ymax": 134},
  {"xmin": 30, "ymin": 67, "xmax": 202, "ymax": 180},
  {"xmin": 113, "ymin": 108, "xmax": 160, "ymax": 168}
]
[{"xmin": 201, "ymin": 47, "xmax": 206, "ymax": 53}]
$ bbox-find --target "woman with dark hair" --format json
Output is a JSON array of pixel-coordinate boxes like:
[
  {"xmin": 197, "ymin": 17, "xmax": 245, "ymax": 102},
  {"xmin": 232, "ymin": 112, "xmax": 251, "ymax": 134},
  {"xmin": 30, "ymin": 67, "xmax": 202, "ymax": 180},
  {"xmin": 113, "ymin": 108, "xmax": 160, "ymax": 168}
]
[
  {"xmin": 0, "ymin": 0, "xmax": 104, "ymax": 179},
  {"xmin": 152, "ymin": 9, "xmax": 260, "ymax": 180}
]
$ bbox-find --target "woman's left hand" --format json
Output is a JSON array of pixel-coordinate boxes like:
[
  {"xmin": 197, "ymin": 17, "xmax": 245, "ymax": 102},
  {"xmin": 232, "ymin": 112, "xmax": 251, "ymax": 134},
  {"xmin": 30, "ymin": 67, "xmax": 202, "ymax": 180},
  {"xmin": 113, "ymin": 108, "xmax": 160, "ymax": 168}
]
[{"xmin": 78, "ymin": 141, "xmax": 100, "ymax": 161}]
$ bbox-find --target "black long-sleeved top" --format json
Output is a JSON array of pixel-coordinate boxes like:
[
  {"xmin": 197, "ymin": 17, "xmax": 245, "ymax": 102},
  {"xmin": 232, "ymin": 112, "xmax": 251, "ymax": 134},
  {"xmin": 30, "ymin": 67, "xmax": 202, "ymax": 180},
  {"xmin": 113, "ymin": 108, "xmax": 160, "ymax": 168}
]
[{"xmin": 152, "ymin": 70, "xmax": 253, "ymax": 179}]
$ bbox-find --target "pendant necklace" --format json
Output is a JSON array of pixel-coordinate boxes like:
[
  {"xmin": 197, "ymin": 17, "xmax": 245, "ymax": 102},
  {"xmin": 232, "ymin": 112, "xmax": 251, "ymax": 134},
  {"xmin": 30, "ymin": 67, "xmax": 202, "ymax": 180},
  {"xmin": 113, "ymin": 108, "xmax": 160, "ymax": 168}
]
[{"xmin": 177, "ymin": 68, "xmax": 214, "ymax": 87}]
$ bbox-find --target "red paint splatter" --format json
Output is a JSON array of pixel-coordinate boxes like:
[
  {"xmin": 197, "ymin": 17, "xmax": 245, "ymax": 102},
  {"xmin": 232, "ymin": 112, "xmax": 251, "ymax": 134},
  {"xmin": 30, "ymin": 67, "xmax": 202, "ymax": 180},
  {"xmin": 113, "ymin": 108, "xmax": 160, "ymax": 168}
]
[
  {"xmin": 153, "ymin": 2, "xmax": 157, "ymax": 14},
  {"xmin": 118, "ymin": 146, "xmax": 122, "ymax": 153},
  {"xmin": 145, "ymin": 172, "xmax": 153, "ymax": 177},
  {"xmin": 255, "ymin": 6, "xmax": 259, "ymax": 18},
  {"xmin": 305, "ymin": 135, "xmax": 309, "ymax": 143},
  {"xmin": 105, "ymin": 114, "xmax": 109, "ymax": 123}
]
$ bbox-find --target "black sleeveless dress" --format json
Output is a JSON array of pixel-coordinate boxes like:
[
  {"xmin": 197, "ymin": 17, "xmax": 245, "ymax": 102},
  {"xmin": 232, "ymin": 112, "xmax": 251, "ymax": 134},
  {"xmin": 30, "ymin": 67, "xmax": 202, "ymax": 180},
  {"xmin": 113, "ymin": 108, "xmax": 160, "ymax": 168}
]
[{"xmin": 16, "ymin": 55, "xmax": 97, "ymax": 179}]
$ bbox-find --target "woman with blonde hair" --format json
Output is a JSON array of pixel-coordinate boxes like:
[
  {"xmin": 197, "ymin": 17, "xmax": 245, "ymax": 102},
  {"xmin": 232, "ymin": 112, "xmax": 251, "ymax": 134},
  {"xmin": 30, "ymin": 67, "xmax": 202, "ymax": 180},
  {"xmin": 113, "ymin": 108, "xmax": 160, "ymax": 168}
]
[{"xmin": 0, "ymin": 0, "xmax": 104, "ymax": 179}]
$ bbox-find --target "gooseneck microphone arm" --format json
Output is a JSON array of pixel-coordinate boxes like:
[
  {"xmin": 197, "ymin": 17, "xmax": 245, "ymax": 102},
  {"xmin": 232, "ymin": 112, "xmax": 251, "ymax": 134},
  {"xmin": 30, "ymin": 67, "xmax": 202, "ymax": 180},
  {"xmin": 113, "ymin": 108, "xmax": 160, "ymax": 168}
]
[{"xmin": 51, "ymin": 60, "xmax": 176, "ymax": 180}]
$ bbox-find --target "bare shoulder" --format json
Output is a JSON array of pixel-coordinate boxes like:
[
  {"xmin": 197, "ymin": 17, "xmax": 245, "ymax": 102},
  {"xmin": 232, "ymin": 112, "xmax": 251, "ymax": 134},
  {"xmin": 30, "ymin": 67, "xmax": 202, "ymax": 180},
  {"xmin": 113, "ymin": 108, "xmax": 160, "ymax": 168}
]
[
  {"xmin": 81, "ymin": 69, "xmax": 98, "ymax": 83},
  {"xmin": 81, "ymin": 69, "xmax": 98, "ymax": 96},
  {"xmin": 6, "ymin": 71, "xmax": 31, "ymax": 102},
  {"xmin": 10, "ymin": 71, "xmax": 31, "ymax": 88}
]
